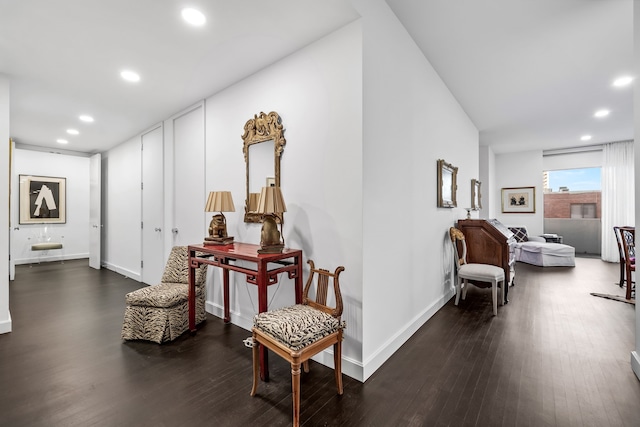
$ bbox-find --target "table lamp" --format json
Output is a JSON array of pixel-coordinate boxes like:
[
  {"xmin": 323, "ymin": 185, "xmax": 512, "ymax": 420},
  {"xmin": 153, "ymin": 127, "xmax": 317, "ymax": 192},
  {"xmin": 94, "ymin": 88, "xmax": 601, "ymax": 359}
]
[
  {"xmin": 204, "ymin": 191, "xmax": 235, "ymax": 245},
  {"xmin": 255, "ymin": 186, "xmax": 286, "ymax": 253}
]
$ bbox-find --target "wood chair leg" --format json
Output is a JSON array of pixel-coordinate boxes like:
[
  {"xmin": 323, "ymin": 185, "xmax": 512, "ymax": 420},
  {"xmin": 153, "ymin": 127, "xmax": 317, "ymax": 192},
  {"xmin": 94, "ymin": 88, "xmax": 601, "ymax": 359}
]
[
  {"xmin": 500, "ymin": 280, "xmax": 505, "ymax": 306},
  {"xmin": 291, "ymin": 362, "xmax": 301, "ymax": 427},
  {"xmin": 303, "ymin": 360, "xmax": 310, "ymax": 373},
  {"xmin": 250, "ymin": 340, "xmax": 260, "ymax": 396},
  {"xmin": 454, "ymin": 278, "xmax": 462, "ymax": 305},
  {"xmin": 462, "ymin": 279, "xmax": 469, "ymax": 300},
  {"xmin": 334, "ymin": 341, "xmax": 343, "ymax": 395}
]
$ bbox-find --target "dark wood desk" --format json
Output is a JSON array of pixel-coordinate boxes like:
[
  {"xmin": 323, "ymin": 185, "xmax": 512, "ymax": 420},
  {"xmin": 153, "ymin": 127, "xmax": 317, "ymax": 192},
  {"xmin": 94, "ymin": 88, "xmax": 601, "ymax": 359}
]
[
  {"xmin": 187, "ymin": 242, "xmax": 303, "ymax": 380},
  {"xmin": 457, "ymin": 219, "xmax": 515, "ymax": 303}
]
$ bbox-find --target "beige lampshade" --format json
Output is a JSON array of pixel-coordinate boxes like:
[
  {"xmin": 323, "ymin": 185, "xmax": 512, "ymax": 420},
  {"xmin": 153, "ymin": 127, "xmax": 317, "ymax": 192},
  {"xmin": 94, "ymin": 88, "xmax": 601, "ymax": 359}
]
[
  {"xmin": 256, "ymin": 186, "xmax": 287, "ymax": 214},
  {"xmin": 248, "ymin": 192, "xmax": 261, "ymax": 212},
  {"xmin": 205, "ymin": 191, "xmax": 235, "ymax": 212}
]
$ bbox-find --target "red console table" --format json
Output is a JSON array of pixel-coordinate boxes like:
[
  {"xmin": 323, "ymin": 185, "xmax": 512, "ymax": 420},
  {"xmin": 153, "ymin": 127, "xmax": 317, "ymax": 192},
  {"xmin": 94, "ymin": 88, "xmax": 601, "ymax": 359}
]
[{"xmin": 188, "ymin": 242, "xmax": 303, "ymax": 380}]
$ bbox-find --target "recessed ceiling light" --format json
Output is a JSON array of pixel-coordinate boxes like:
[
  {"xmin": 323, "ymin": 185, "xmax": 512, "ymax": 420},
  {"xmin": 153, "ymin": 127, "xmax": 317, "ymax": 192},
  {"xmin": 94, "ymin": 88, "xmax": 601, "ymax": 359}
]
[
  {"xmin": 594, "ymin": 109, "xmax": 610, "ymax": 118},
  {"xmin": 120, "ymin": 70, "xmax": 141, "ymax": 82},
  {"xmin": 580, "ymin": 135, "xmax": 592, "ymax": 141},
  {"xmin": 613, "ymin": 76, "xmax": 634, "ymax": 87},
  {"xmin": 56, "ymin": 139, "xmax": 68, "ymax": 144},
  {"xmin": 67, "ymin": 129, "xmax": 79, "ymax": 135},
  {"xmin": 181, "ymin": 8, "xmax": 206, "ymax": 26},
  {"xmin": 79, "ymin": 115, "xmax": 94, "ymax": 123}
]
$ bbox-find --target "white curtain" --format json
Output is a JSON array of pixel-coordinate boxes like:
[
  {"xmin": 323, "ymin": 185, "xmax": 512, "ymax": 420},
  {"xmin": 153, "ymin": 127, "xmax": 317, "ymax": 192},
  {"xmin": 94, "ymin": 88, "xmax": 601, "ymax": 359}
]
[{"xmin": 601, "ymin": 140, "xmax": 635, "ymax": 262}]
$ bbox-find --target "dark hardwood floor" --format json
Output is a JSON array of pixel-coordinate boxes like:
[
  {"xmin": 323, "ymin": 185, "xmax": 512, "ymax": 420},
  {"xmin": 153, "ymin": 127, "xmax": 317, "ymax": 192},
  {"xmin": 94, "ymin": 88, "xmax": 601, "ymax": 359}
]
[{"xmin": 1, "ymin": 257, "xmax": 638, "ymax": 426}]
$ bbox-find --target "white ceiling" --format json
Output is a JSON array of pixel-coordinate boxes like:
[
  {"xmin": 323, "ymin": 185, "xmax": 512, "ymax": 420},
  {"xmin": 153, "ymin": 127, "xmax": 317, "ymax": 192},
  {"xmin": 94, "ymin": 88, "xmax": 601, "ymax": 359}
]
[
  {"xmin": 386, "ymin": 0, "xmax": 634, "ymax": 153},
  {"xmin": 0, "ymin": 0, "xmax": 634, "ymax": 155},
  {"xmin": 0, "ymin": 0, "xmax": 360, "ymax": 154}
]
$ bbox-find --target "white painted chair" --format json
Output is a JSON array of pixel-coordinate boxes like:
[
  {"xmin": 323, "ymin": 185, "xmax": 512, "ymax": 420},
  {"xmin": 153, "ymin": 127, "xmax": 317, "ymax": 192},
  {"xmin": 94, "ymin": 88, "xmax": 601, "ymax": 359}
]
[{"xmin": 449, "ymin": 227, "xmax": 505, "ymax": 316}]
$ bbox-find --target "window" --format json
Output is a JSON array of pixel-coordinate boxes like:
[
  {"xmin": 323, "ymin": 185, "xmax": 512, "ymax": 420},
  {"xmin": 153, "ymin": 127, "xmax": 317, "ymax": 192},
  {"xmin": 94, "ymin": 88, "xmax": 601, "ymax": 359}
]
[
  {"xmin": 543, "ymin": 167, "xmax": 601, "ymax": 219},
  {"xmin": 542, "ymin": 166, "xmax": 602, "ymax": 256},
  {"xmin": 570, "ymin": 203, "xmax": 596, "ymax": 218}
]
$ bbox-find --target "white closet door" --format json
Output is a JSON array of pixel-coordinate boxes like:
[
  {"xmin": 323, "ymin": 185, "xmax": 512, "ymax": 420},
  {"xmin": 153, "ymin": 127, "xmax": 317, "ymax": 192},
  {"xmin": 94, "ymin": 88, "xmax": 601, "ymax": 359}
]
[
  {"xmin": 89, "ymin": 153, "xmax": 101, "ymax": 269},
  {"xmin": 172, "ymin": 104, "xmax": 205, "ymax": 246},
  {"xmin": 141, "ymin": 125, "xmax": 165, "ymax": 285}
]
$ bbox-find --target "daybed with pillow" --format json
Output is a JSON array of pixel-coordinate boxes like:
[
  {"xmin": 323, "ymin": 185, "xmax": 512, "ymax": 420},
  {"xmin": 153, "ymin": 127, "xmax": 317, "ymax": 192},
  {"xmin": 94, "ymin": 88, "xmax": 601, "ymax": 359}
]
[{"xmin": 508, "ymin": 227, "xmax": 576, "ymax": 267}]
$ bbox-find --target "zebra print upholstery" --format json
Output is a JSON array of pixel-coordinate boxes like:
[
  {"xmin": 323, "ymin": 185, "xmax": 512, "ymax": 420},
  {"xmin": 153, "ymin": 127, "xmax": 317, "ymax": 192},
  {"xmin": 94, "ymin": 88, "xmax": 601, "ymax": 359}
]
[
  {"xmin": 253, "ymin": 304, "xmax": 344, "ymax": 351},
  {"xmin": 121, "ymin": 246, "xmax": 208, "ymax": 344}
]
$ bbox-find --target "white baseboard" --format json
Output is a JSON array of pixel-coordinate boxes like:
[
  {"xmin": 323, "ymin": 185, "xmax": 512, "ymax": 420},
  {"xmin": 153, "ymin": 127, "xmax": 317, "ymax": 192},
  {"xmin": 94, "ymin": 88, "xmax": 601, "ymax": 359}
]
[
  {"xmin": 361, "ymin": 287, "xmax": 455, "ymax": 381},
  {"xmin": 312, "ymin": 347, "xmax": 364, "ymax": 382},
  {"xmin": 102, "ymin": 262, "xmax": 141, "ymax": 282},
  {"xmin": 632, "ymin": 351, "xmax": 640, "ymax": 381},
  {"xmin": 0, "ymin": 312, "xmax": 12, "ymax": 334},
  {"xmin": 205, "ymin": 301, "xmax": 253, "ymax": 331},
  {"xmin": 14, "ymin": 253, "xmax": 89, "ymax": 265}
]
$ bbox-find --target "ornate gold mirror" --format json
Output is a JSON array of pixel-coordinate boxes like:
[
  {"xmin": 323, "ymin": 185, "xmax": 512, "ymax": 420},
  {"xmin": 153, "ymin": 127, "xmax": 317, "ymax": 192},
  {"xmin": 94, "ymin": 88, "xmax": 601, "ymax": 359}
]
[
  {"xmin": 242, "ymin": 111, "xmax": 286, "ymax": 223},
  {"xmin": 437, "ymin": 159, "xmax": 457, "ymax": 208},
  {"xmin": 471, "ymin": 178, "xmax": 482, "ymax": 210}
]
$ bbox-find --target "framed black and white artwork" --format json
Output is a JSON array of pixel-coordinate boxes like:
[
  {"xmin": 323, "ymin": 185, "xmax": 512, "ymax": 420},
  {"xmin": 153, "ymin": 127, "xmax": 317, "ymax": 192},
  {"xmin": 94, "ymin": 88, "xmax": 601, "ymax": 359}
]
[{"xmin": 19, "ymin": 174, "xmax": 67, "ymax": 224}]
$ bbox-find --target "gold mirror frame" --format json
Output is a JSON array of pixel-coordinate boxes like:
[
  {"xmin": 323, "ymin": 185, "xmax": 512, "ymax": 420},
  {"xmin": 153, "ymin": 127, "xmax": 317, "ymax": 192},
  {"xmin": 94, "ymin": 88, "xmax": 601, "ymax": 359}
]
[
  {"xmin": 471, "ymin": 179, "xmax": 482, "ymax": 210},
  {"xmin": 242, "ymin": 111, "xmax": 286, "ymax": 223},
  {"xmin": 437, "ymin": 159, "xmax": 457, "ymax": 208}
]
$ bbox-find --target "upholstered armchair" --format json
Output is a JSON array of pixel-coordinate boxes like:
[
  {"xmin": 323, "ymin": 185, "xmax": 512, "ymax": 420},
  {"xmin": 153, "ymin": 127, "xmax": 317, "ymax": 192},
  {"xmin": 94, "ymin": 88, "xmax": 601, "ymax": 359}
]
[{"xmin": 121, "ymin": 246, "xmax": 208, "ymax": 343}]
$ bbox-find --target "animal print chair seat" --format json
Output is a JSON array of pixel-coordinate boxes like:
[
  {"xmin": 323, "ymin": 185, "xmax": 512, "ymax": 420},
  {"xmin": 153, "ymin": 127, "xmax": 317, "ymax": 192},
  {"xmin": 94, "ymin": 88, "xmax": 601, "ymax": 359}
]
[{"xmin": 121, "ymin": 246, "xmax": 208, "ymax": 344}]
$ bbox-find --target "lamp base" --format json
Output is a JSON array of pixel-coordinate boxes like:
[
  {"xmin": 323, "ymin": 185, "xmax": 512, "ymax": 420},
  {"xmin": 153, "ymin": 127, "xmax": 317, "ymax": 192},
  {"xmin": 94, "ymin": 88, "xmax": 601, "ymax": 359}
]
[
  {"xmin": 257, "ymin": 243, "xmax": 284, "ymax": 254},
  {"xmin": 204, "ymin": 236, "xmax": 234, "ymax": 246}
]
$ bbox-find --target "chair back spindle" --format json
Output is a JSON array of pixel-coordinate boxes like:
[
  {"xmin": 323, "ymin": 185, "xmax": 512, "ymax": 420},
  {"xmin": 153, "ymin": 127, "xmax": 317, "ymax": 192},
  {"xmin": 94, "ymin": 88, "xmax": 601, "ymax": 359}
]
[{"xmin": 302, "ymin": 260, "xmax": 344, "ymax": 318}]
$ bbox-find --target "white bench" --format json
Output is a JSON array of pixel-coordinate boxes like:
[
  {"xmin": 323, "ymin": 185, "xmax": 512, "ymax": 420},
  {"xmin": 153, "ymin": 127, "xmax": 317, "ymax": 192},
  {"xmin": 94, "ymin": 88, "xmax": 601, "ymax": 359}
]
[{"xmin": 28, "ymin": 232, "xmax": 64, "ymax": 264}]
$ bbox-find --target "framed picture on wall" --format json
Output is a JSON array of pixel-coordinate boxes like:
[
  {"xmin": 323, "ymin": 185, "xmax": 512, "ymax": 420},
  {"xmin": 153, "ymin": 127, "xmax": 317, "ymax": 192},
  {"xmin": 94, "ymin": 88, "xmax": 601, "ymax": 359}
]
[
  {"xmin": 501, "ymin": 186, "xmax": 535, "ymax": 213},
  {"xmin": 19, "ymin": 175, "xmax": 67, "ymax": 224}
]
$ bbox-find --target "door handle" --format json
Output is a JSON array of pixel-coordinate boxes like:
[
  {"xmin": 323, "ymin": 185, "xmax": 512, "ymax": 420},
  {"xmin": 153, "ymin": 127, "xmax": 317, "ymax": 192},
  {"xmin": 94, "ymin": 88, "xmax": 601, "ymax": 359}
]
[{"xmin": 172, "ymin": 228, "xmax": 179, "ymax": 234}]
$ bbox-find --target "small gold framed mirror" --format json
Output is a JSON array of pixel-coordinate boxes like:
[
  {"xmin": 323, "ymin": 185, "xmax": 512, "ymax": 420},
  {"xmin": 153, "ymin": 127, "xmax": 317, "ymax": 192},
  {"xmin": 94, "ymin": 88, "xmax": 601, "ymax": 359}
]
[
  {"xmin": 437, "ymin": 159, "xmax": 457, "ymax": 208},
  {"xmin": 242, "ymin": 111, "xmax": 286, "ymax": 223},
  {"xmin": 471, "ymin": 179, "xmax": 482, "ymax": 210}
]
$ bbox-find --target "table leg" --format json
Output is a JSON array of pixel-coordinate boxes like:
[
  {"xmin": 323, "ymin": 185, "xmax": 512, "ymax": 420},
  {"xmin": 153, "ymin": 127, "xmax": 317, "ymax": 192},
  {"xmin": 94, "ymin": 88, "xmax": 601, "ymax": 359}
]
[
  {"xmin": 294, "ymin": 254, "xmax": 303, "ymax": 304},
  {"xmin": 258, "ymin": 259, "xmax": 269, "ymax": 381},
  {"xmin": 223, "ymin": 264, "xmax": 230, "ymax": 323},
  {"xmin": 188, "ymin": 249, "xmax": 196, "ymax": 332}
]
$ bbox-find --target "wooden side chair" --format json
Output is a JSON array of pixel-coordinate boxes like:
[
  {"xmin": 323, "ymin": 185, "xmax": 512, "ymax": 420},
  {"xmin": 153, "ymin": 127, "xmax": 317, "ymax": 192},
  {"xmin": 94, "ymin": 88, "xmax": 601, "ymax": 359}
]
[
  {"xmin": 250, "ymin": 260, "xmax": 346, "ymax": 427},
  {"xmin": 614, "ymin": 226, "xmax": 630, "ymax": 287},
  {"xmin": 619, "ymin": 226, "xmax": 635, "ymax": 300},
  {"xmin": 450, "ymin": 227, "xmax": 505, "ymax": 316}
]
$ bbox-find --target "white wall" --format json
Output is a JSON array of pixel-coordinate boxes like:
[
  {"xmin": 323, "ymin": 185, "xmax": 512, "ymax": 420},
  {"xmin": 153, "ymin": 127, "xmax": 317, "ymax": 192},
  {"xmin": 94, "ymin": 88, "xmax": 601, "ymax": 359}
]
[
  {"xmin": 204, "ymin": 21, "xmax": 364, "ymax": 377},
  {"xmin": 631, "ymin": 0, "xmax": 640, "ymax": 382},
  {"xmin": 358, "ymin": 0, "xmax": 479, "ymax": 379},
  {"xmin": 479, "ymin": 145, "xmax": 495, "ymax": 218},
  {"xmin": 100, "ymin": 3, "xmax": 479, "ymax": 382},
  {"xmin": 11, "ymin": 149, "xmax": 90, "ymax": 264},
  {"xmin": 0, "ymin": 75, "xmax": 10, "ymax": 334},
  {"xmin": 494, "ymin": 150, "xmax": 544, "ymax": 235},
  {"xmin": 102, "ymin": 136, "xmax": 141, "ymax": 280}
]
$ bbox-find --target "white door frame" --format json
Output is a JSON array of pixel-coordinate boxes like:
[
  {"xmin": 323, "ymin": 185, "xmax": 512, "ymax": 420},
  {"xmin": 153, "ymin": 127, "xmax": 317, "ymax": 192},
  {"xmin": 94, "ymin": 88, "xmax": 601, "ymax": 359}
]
[{"xmin": 89, "ymin": 153, "xmax": 101, "ymax": 269}]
